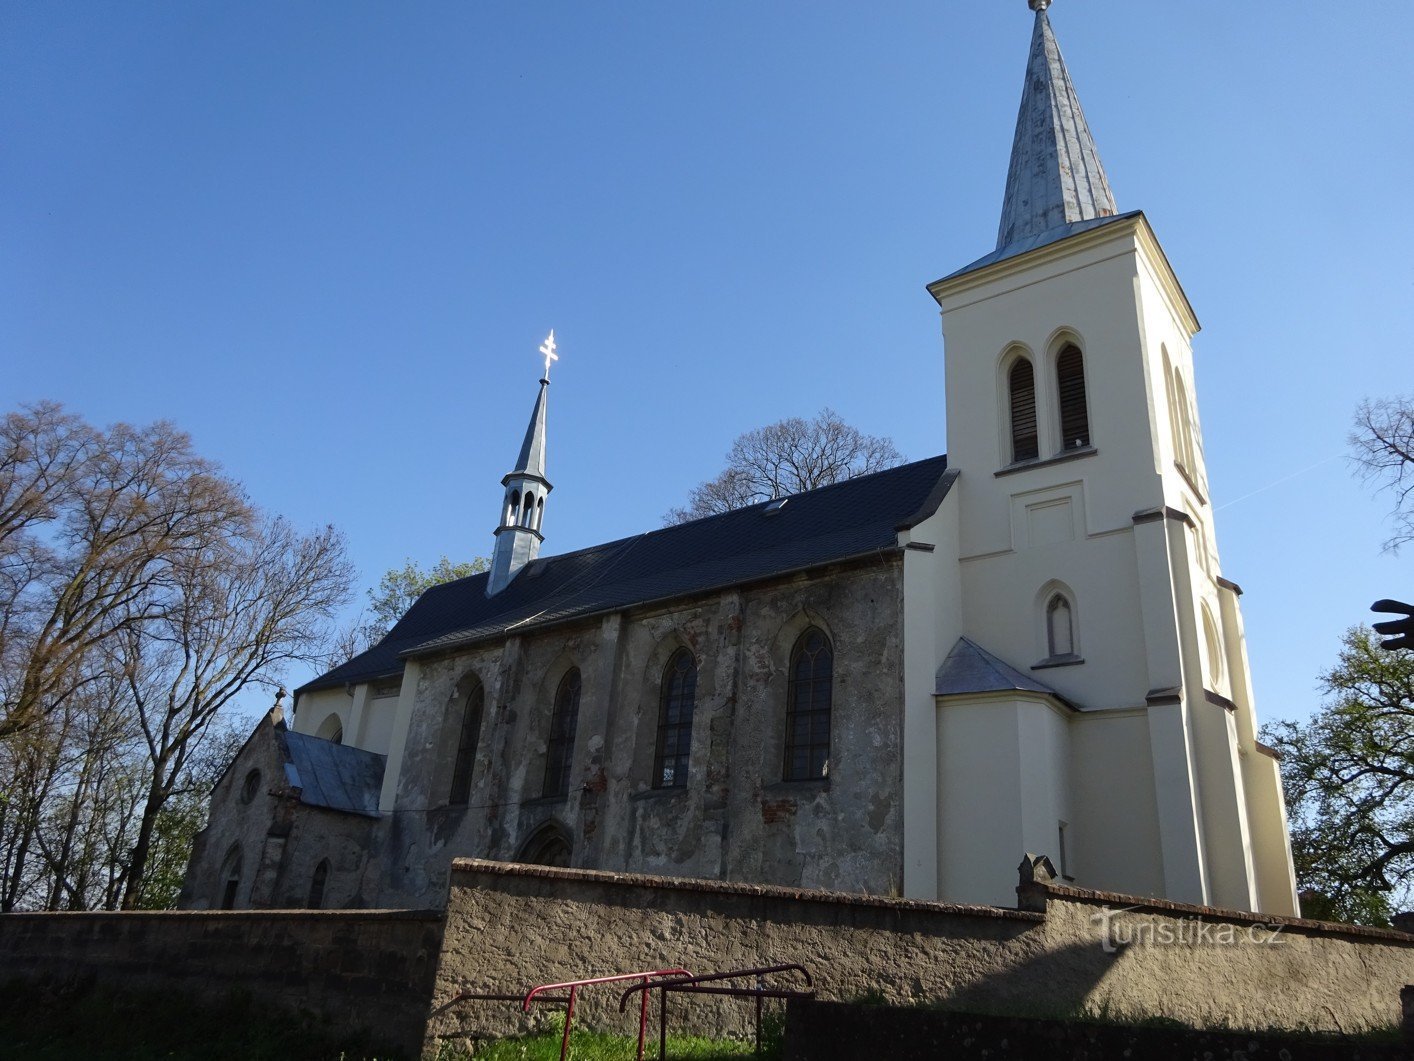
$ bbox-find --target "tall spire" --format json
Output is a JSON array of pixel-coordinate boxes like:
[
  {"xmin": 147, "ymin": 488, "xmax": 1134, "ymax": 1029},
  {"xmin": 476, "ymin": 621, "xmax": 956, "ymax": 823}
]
[
  {"xmin": 996, "ymin": 1, "xmax": 1117, "ymax": 251},
  {"xmin": 488, "ymin": 333, "xmax": 557, "ymax": 596}
]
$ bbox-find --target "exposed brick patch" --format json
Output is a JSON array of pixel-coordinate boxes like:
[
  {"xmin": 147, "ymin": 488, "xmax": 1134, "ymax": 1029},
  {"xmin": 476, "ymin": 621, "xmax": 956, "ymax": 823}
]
[{"xmin": 760, "ymin": 799, "xmax": 797, "ymax": 825}]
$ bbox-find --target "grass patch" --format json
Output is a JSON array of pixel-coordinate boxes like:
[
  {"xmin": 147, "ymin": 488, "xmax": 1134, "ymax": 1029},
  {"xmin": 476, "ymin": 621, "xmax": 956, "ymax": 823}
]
[
  {"xmin": 436, "ymin": 1011, "xmax": 782, "ymax": 1061},
  {"xmin": 445, "ymin": 1029, "xmax": 770, "ymax": 1060},
  {"xmin": 0, "ymin": 978, "xmax": 400, "ymax": 1060}
]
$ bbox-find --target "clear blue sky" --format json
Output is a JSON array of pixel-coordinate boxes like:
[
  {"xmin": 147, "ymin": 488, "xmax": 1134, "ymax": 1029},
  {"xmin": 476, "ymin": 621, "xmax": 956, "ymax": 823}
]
[{"xmin": 4, "ymin": 1, "xmax": 1410, "ymax": 728}]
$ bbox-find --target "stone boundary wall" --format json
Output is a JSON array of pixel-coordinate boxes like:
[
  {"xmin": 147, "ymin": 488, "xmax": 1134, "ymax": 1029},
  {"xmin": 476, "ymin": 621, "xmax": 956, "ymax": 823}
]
[
  {"xmin": 429, "ymin": 859, "xmax": 1414, "ymax": 1051},
  {"xmin": 0, "ymin": 908, "xmax": 444, "ymax": 1059}
]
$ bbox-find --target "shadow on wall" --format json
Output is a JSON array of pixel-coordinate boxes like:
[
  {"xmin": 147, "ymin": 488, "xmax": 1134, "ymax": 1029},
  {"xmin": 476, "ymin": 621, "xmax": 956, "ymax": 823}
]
[{"xmin": 944, "ymin": 938, "xmax": 1113, "ymax": 1019}]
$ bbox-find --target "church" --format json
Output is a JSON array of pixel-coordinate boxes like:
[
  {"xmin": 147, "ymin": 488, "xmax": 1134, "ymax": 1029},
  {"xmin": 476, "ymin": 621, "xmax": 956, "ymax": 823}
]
[{"xmin": 182, "ymin": 1, "xmax": 1300, "ymax": 918}]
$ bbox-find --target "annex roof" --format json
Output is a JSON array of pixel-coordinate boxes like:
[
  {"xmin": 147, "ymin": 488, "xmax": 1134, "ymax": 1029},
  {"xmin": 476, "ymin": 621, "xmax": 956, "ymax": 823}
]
[
  {"xmin": 934, "ymin": 636, "xmax": 1063, "ymax": 700},
  {"xmin": 280, "ymin": 730, "xmax": 386, "ymax": 818},
  {"xmin": 299, "ymin": 456, "xmax": 955, "ymax": 695}
]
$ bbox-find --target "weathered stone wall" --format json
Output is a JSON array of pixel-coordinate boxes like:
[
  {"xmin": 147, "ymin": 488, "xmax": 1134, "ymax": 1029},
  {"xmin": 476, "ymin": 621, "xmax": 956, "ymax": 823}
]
[
  {"xmin": 378, "ymin": 556, "xmax": 906, "ymax": 908},
  {"xmin": 0, "ymin": 908, "xmax": 443, "ymax": 1059},
  {"xmin": 428, "ymin": 860, "xmax": 1414, "ymax": 1051},
  {"xmin": 181, "ymin": 710, "xmax": 381, "ymax": 911}
]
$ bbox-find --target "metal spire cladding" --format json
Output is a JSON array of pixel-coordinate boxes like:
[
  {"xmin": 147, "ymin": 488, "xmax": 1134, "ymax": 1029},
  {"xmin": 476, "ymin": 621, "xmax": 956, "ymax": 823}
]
[
  {"xmin": 996, "ymin": 1, "xmax": 1117, "ymax": 251},
  {"xmin": 488, "ymin": 332, "xmax": 556, "ymax": 596}
]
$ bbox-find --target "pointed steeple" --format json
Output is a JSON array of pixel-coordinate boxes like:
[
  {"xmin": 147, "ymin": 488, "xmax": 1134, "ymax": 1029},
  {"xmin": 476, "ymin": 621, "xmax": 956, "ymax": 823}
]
[
  {"xmin": 511, "ymin": 378, "xmax": 549, "ymax": 481},
  {"xmin": 487, "ymin": 333, "xmax": 557, "ymax": 597},
  {"xmin": 996, "ymin": 0, "xmax": 1117, "ymax": 251}
]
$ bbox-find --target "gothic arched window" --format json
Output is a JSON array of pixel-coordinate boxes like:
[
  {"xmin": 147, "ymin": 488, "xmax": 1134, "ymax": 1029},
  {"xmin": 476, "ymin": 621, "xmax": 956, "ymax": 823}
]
[
  {"xmin": 784, "ymin": 628, "xmax": 833, "ymax": 781},
  {"xmin": 1008, "ymin": 358, "xmax": 1039, "ymax": 463},
  {"xmin": 1056, "ymin": 344, "xmax": 1091, "ymax": 450},
  {"xmin": 543, "ymin": 669, "xmax": 581, "ymax": 798},
  {"xmin": 1174, "ymin": 372, "xmax": 1196, "ymax": 473},
  {"xmin": 219, "ymin": 846, "xmax": 242, "ymax": 910},
  {"xmin": 308, "ymin": 859, "xmax": 329, "ymax": 909},
  {"xmin": 1047, "ymin": 593, "xmax": 1075, "ymax": 659},
  {"xmin": 654, "ymin": 649, "xmax": 697, "ymax": 788},
  {"xmin": 517, "ymin": 823, "xmax": 572, "ymax": 867},
  {"xmin": 449, "ymin": 679, "xmax": 484, "ymax": 805}
]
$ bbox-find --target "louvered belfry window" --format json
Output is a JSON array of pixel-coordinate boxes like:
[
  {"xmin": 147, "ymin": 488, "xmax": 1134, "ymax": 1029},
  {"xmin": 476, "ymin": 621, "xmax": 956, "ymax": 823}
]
[
  {"xmin": 1009, "ymin": 359, "xmax": 1039, "ymax": 462},
  {"xmin": 784, "ymin": 628, "xmax": 833, "ymax": 781},
  {"xmin": 543, "ymin": 669, "xmax": 581, "ymax": 798},
  {"xmin": 449, "ymin": 680, "xmax": 484, "ymax": 805},
  {"xmin": 1057, "ymin": 344, "xmax": 1091, "ymax": 449},
  {"xmin": 653, "ymin": 649, "xmax": 697, "ymax": 788}
]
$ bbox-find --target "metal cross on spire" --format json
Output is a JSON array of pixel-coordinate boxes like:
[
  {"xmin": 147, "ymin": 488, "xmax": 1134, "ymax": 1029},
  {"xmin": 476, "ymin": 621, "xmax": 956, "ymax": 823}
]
[{"xmin": 539, "ymin": 330, "xmax": 559, "ymax": 381}]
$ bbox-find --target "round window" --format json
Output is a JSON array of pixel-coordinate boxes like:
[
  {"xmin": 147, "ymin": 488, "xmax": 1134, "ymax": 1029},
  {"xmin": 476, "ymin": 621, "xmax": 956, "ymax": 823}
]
[{"xmin": 240, "ymin": 769, "xmax": 261, "ymax": 805}]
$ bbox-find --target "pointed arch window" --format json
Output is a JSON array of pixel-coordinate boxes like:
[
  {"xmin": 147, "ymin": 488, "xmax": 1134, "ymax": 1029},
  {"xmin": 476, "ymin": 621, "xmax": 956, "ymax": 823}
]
[
  {"xmin": 219, "ymin": 846, "xmax": 242, "ymax": 910},
  {"xmin": 308, "ymin": 859, "xmax": 330, "ymax": 909},
  {"xmin": 654, "ymin": 649, "xmax": 697, "ymax": 788},
  {"xmin": 517, "ymin": 823, "xmax": 572, "ymax": 867},
  {"xmin": 449, "ymin": 679, "xmax": 484, "ymax": 806},
  {"xmin": 1056, "ymin": 344, "xmax": 1091, "ymax": 450},
  {"xmin": 543, "ymin": 669, "xmax": 581, "ymax": 798},
  {"xmin": 1174, "ymin": 372, "xmax": 1196, "ymax": 473},
  {"xmin": 1046, "ymin": 594, "xmax": 1075, "ymax": 659},
  {"xmin": 1008, "ymin": 358, "xmax": 1039, "ymax": 463},
  {"xmin": 507, "ymin": 489, "xmax": 521, "ymax": 526},
  {"xmin": 784, "ymin": 628, "xmax": 833, "ymax": 781}
]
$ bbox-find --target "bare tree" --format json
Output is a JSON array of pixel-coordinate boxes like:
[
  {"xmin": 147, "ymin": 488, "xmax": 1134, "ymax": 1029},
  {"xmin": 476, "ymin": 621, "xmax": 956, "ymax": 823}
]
[
  {"xmin": 117, "ymin": 516, "xmax": 352, "ymax": 907},
  {"xmin": 1351, "ymin": 396, "xmax": 1414, "ymax": 552},
  {"xmin": 1, "ymin": 412, "xmax": 249, "ymax": 739},
  {"xmin": 0, "ymin": 402, "xmax": 355, "ymax": 910},
  {"xmin": 664, "ymin": 409, "xmax": 905, "ymax": 525}
]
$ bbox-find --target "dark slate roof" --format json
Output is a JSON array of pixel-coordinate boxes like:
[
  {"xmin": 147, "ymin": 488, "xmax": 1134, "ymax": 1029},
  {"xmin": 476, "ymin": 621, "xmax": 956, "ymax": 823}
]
[
  {"xmin": 300, "ymin": 455, "xmax": 955, "ymax": 694},
  {"xmin": 279, "ymin": 730, "xmax": 385, "ymax": 817},
  {"xmin": 935, "ymin": 637, "xmax": 1062, "ymax": 700}
]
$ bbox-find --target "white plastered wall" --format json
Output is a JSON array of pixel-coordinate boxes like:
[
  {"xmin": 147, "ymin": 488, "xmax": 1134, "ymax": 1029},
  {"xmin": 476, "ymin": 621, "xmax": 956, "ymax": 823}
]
[
  {"xmin": 900, "ymin": 490, "xmax": 962, "ymax": 899},
  {"xmin": 936, "ymin": 692, "xmax": 1071, "ymax": 906},
  {"xmin": 929, "ymin": 218, "xmax": 1295, "ymax": 913}
]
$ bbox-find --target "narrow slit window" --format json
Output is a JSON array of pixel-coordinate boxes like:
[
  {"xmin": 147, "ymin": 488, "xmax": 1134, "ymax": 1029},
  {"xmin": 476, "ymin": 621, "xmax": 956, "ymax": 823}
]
[
  {"xmin": 653, "ymin": 649, "xmax": 697, "ymax": 788},
  {"xmin": 543, "ymin": 669, "xmax": 581, "ymax": 798},
  {"xmin": 784, "ymin": 628, "xmax": 833, "ymax": 781},
  {"xmin": 1009, "ymin": 359, "xmax": 1039, "ymax": 462},
  {"xmin": 449, "ymin": 680, "xmax": 484, "ymax": 805},
  {"xmin": 1057, "ymin": 344, "xmax": 1091, "ymax": 449},
  {"xmin": 308, "ymin": 859, "xmax": 329, "ymax": 909},
  {"xmin": 1047, "ymin": 594, "xmax": 1075, "ymax": 658}
]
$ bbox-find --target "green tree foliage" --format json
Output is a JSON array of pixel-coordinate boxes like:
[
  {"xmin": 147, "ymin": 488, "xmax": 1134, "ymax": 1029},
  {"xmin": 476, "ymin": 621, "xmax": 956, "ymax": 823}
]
[
  {"xmin": 369, "ymin": 556, "xmax": 489, "ymax": 632},
  {"xmin": 331, "ymin": 556, "xmax": 489, "ymax": 664},
  {"xmin": 664, "ymin": 409, "xmax": 905, "ymax": 525},
  {"xmin": 1262, "ymin": 626, "xmax": 1414, "ymax": 924}
]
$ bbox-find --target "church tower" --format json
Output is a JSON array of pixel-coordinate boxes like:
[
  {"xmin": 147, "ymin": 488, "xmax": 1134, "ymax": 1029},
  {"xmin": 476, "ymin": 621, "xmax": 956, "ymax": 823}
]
[
  {"xmin": 487, "ymin": 332, "xmax": 556, "ymax": 596},
  {"xmin": 926, "ymin": 1, "xmax": 1297, "ymax": 914}
]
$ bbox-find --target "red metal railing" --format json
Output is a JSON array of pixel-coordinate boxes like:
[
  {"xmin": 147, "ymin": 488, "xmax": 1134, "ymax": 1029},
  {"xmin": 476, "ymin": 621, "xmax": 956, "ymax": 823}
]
[
  {"xmin": 524, "ymin": 969, "xmax": 693, "ymax": 1061},
  {"xmin": 618, "ymin": 963, "xmax": 815, "ymax": 1060},
  {"xmin": 448, "ymin": 968, "xmax": 692, "ymax": 1061}
]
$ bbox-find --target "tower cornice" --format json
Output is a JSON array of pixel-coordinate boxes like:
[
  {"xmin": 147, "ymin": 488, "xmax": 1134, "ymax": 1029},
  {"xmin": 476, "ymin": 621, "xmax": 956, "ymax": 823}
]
[{"xmin": 927, "ymin": 212, "xmax": 1199, "ymax": 337}]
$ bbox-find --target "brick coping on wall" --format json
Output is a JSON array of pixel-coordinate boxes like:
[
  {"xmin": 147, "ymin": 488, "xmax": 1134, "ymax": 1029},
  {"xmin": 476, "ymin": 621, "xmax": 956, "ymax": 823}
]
[
  {"xmin": 0, "ymin": 908, "xmax": 443, "ymax": 923},
  {"xmin": 449, "ymin": 858, "xmax": 1044, "ymax": 923},
  {"xmin": 1024, "ymin": 880, "xmax": 1414, "ymax": 946},
  {"xmin": 450, "ymin": 858, "xmax": 1414, "ymax": 947}
]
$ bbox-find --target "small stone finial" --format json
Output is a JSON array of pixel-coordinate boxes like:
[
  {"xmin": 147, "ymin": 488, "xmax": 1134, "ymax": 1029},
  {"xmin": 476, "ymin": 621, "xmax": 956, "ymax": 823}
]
[
  {"xmin": 1018, "ymin": 852, "xmax": 1058, "ymax": 885},
  {"xmin": 539, "ymin": 329, "xmax": 559, "ymax": 382},
  {"xmin": 1028, "ymin": 0, "xmax": 1051, "ymax": 11}
]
